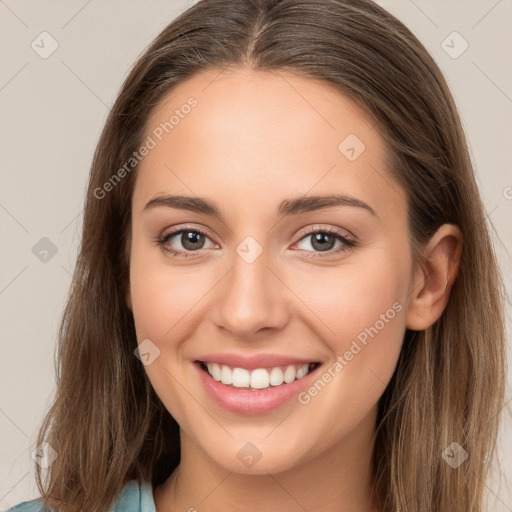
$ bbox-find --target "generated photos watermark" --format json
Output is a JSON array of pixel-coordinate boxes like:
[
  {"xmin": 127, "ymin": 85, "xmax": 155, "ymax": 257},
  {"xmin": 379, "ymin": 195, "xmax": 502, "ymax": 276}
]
[
  {"xmin": 94, "ymin": 97, "xmax": 198, "ymax": 200},
  {"xmin": 298, "ymin": 301, "xmax": 403, "ymax": 404}
]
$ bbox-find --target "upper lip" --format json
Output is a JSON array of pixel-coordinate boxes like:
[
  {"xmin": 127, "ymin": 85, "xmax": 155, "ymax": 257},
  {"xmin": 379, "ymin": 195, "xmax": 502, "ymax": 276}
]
[{"xmin": 195, "ymin": 353, "xmax": 320, "ymax": 370}]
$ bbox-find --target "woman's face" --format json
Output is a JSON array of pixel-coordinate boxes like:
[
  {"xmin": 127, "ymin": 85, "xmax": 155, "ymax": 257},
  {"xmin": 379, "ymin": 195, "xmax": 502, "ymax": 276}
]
[{"xmin": 128, "ymin": 66, "xmax": 413, "ymax": 474}]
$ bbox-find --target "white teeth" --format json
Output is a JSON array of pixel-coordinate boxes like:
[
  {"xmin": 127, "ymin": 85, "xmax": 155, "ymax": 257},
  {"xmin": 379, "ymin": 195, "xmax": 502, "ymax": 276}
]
[
  {"xmin": 269, "ymin": 366, "xmax": 284, "ymax": 386},
  {"xmin": 283, "ymin": 365, "xmax": 296, "ymax": 383},
  {"xmin": 296, "ymin": 364, "xmax": 308, "ymax": 379},
  {"xmin": 220, "ymin": 365, "xmax": 233, "ymax": 385},
  {"xmin": 232, "ymin": 367, "xmax": 250, "ymax": 388},
  {"xmin": 203, "ymin": 362, "xmax": 314, "ymax": 389},
  {"xmin": 250, "ymin": 369, "xmax": 269, "ymax": 389},
  {"xmin": 207, "ymin": 362, "xmax": 222, "ymax": 382}
]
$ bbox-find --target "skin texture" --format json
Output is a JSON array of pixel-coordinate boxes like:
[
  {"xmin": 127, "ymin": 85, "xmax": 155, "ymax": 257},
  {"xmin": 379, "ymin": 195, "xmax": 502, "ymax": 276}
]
[{"xmin": 126, "ymin": 66, "xmax": 462, "ymax": 512}]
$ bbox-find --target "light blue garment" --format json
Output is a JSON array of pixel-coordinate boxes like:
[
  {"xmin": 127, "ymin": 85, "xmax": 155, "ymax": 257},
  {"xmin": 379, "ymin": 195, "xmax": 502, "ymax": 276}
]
[{"xmin": 4, "ymin": 480, "xmax": 156, "ymax": 512}]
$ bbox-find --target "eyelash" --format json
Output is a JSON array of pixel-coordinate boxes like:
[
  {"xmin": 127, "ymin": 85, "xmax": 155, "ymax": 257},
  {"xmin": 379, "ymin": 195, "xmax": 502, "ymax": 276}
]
[{"xmin": 154, "ymin": 225, "xmax": 357, "ymax": 260}]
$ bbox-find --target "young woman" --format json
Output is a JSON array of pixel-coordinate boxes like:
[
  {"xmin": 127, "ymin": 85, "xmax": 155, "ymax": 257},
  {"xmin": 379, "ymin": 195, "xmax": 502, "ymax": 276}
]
[{"xmin": 7, "ymin": 0, "xmax": 507, "ymax": 511}]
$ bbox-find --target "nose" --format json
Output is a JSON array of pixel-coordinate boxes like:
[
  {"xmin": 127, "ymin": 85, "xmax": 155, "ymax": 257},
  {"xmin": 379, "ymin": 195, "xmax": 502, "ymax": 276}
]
[{"xmin": 213, "ymin": 241, "xmax": 290, "ymax": 338}]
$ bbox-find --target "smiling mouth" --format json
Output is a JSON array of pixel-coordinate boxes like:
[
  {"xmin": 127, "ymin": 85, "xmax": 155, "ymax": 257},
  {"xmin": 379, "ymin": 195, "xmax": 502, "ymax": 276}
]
[{"xmin": 197, "ymin": 360, "xmax": 321, "ymax": 390}]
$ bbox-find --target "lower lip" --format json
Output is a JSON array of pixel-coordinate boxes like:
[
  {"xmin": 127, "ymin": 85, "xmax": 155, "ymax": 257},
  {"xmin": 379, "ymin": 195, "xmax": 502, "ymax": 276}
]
[{"xmin": 193, "ymin": 361, "xmax": 322, "ymax": 415}]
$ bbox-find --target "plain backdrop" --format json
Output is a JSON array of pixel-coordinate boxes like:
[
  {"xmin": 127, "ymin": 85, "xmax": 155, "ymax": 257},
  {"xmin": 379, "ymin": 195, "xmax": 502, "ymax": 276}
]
[{"xmin": 1, "ymin": 0, "xmax": 511, "ymax": 509}]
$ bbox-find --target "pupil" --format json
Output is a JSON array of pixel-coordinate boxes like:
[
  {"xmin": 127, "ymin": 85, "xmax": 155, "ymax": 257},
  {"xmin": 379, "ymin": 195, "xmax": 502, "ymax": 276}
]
[
  {"xmin": 183, "ymin": 231, "xmax": 204, "ymax": 250},
  {"xmin": 312, "ymin": 233, "xmax": 335, "ymax": 252}
]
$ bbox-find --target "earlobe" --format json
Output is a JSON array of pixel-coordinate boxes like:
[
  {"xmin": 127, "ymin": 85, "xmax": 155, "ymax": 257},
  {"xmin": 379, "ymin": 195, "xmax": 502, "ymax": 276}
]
[{"xmin": 405, "ymin": 224, "xmax": 463, "ymax": 331}]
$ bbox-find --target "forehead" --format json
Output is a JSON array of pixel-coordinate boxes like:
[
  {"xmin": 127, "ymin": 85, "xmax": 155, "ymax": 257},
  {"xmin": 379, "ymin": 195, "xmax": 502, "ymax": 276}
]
[
  {"xmin": 133, "ymin": 66, "xmax": 404, "ymax": 223},
  {"xmin": 145, "ymin": 66, "xmax": 378, "ymax": 156}
]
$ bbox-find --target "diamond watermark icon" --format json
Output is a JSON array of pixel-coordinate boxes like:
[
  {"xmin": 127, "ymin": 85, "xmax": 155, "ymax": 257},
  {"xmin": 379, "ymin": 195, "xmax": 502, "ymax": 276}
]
[
  {"xmin": 441, "ymin": 31, "xmax": 468, "ymax": 59},
  {"xmin": 31, "ymin": 442, "xmax": 58, "ymax": 469},
  {"xmin": 237, "ymin": 442, "xmax": 263, "ymax": 468},
  {"xmin": 338, "ymin": 134, "xmax": 366, "ymax": 161},
  {"xmin": 134, "ymin": 339, "xmax": 161, "ymax": 366},
  {"xmin": 236, "ymin": 236, "xmax": 263, "ymax": 264},
  {"xmin": 442, "ymin": 441, "xmax": 468, "ymax": 468},
  {"xmin": 32, "ymin": 237, "xmax": 58, "ymax": 263},
  {"xmin": 31, "ymin": 31, "xmax": 59, "ymax": 59}
]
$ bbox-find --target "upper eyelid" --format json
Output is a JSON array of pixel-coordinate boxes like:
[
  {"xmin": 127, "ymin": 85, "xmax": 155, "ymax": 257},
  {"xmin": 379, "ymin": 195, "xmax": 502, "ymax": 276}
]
[
  {"xmin": 294, "ymin": 223, "xmax": 354, "ymax": 240},
  {"xmin": 162, "ymin": 223, "xmax": 218, "ymax": 240}
]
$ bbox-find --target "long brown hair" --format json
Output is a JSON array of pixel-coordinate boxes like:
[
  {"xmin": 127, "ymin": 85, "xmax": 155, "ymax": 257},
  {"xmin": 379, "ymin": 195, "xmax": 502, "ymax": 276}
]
[{"xmin": 35, "ymin": 0, "xmax": 507, "ymax": 510}]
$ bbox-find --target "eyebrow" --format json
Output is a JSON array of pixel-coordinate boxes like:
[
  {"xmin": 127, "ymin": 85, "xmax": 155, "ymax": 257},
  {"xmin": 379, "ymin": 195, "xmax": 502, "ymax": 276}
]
[{"xmin": 143, "ymin": 193, "xmax": 377, "ymax": 219}]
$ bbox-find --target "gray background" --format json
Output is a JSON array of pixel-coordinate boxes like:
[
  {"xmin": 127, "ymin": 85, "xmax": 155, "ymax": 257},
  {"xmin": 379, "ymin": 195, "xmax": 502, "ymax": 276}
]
[{"xmin": 1, "ymin": 0, "xmax": 511, "ymax": 509}]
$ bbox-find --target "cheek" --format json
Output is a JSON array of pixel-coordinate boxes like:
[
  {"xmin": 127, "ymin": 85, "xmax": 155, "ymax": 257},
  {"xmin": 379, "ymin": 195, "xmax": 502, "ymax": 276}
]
[
  {"xmin": 296, "ymin": 248, "xmax": 409, "ymax": 343},
  {"xmin": 128, "ymin": 247, "xmax": 207, "ymax": 425},
  {"xmin": 129, "ymin": 262, "xmax": 206, "ymax": 345},
  {"xmin": 294, "ymin": 248, "xmax": 409, "ymax": 401},
  {"xmin": 288, "ymin": 287, "xmax": 406, "ymax": 453},
  {"xmin": 334, "ymin": 268, "xmax": 406, "ymax": 352},
  {"xmin": 128, "ymin": 226, "xmax": 208, "ymax": 339},
  {"xmin": 128, "ymin": 243, "xmax": 174, "ymax": 363}
]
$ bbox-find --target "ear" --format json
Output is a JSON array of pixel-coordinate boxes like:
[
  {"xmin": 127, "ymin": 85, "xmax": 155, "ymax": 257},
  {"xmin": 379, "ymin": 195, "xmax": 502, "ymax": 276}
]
[{"xmin": 406, "ymin": 224, "xmax": 463, "ymax": 331}]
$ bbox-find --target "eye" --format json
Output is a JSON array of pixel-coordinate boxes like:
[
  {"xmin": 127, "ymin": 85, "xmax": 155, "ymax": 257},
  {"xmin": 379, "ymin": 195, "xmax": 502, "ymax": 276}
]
[
  {"xmin": 155, "ymin": 224, "xmax": 356, "ymax": 259},
  {"xmin": 292, "ymin": 226, "xmax": 356, "ymax": 259},
  {"xmin": 155, "ymin": 226, "xmax": 216, "ymax": 258}
]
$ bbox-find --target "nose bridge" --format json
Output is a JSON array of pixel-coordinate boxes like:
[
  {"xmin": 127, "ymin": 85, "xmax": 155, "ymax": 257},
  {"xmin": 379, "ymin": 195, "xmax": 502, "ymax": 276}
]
[{"xmin": 214, "ymin": 235, "xmax": 288, "ymax": 336}]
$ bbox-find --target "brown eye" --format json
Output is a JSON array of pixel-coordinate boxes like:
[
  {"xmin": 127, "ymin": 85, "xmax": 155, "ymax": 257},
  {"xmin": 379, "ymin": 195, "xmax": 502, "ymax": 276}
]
[
  {"xmin": 173, "ymin": 231, "xmax": 206, "ymax": 251},
  {"xmin": 157, "ymin": 227, "xmax": 216, "ymax": 257},
  {"xmin": 293, "ymin": 227, "xmax": 356, "ymax": 259},
  {"xmin": 309, "ymin": 232, "xmax": 337, "ymax": 252}
]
